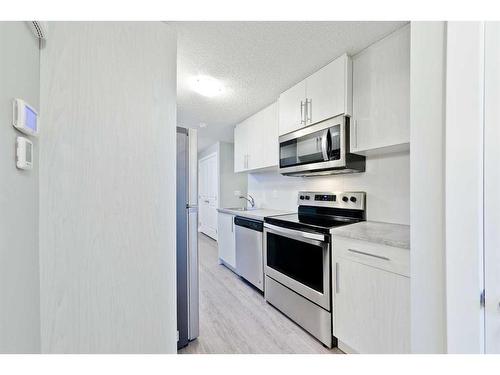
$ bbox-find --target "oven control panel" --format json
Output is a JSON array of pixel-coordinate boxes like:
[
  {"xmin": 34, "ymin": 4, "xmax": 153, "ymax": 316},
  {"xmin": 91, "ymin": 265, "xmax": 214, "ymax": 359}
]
[{"xmin": 298, "ymin": 191, "xmax": 365, "ymax": 210}]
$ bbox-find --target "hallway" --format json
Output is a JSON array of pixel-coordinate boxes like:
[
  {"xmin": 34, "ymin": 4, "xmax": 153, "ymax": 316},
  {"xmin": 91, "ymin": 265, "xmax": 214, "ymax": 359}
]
[{"xmin": 179, "ymin": 234, "xmax": 341, "ymax": 354}]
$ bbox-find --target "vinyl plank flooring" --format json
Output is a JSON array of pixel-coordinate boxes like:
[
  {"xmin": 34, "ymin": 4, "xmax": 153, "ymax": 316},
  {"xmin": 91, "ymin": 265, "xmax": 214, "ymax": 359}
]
[{"xmin": 179, "ymin": 233, "xmax": 343, "ymax": 354}]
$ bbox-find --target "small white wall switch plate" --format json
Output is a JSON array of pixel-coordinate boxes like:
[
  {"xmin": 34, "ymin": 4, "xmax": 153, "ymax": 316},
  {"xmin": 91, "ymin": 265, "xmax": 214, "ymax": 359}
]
[{"xmin": 16, "ymin": 136, "xmax": 33, "ymax": 170}]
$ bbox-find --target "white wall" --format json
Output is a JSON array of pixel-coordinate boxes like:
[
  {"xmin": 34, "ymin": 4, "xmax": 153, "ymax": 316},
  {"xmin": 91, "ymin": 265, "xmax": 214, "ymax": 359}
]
[
  {"xmin": 39, "ymin": 22, "xmax": 178, "ymax": 353},
  {"xmin": 198, "ymin": 142, "xmax": 219, "ymax": 160},
  {"xmin": 0, "ymin": 21, "xmax": 41, "ymax": 353},
  {"xmin": 219, "ymin": 142, "xmax": 248, "ymax": 208},
  {"xmin": 248, "ymin": 151, "xmax": 409, "ymax": 225},
  {"xmin": 199, "ymin": 141, "xmax": 247, "ymax": 208},
  {"xmin": 410, "ymin": 21, "xmax": 447, "ymax": 353}
]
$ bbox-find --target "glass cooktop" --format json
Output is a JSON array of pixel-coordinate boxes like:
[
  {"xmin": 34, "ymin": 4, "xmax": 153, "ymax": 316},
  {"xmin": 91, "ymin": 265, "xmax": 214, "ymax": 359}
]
[{"xmin": 265, "ymin": 212, "xmax": 361, "ymax": 235}]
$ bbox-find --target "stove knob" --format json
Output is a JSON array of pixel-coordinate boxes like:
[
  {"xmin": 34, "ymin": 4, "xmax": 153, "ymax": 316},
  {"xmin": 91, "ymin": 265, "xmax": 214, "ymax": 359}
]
[
  {"xmin": 300, "ymin": 195, "xmax": 304, "ymax": 200},
  {"xmin": 350, "ymin": 196, "xmax": 357, "ymax": 203},
  {"xmin": 342, "ymin": 196, "xmax": 349, "ymax": 202},
  {"xmin": 305, "ymin": 196, "xmax": 310, "ymax": 200}
]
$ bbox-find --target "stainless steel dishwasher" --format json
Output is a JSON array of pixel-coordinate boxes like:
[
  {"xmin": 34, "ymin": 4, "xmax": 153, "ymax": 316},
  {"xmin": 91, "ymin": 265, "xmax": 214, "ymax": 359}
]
[{"xmin": 235, "ymin": 216, "xmax": 264, "ymax": 291}]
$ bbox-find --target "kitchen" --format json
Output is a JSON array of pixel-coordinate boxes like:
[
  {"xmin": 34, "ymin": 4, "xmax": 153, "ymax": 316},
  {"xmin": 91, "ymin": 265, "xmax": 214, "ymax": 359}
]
[
  {"xmin": 177, "ymin": 22, "xmax": 411, "ymax": 354},
  {"xmin": 1, "ymin": 15, "xmax": 498, "ymax": 361}
]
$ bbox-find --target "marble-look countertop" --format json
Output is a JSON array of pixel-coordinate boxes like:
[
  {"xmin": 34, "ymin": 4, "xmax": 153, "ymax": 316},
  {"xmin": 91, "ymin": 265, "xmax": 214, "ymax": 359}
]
[
  {"xmin": 217, "ymin": 207, "xmax": 293, "ymax": 221},
  {"xmin": 332, "ymin": 221, "xmax": 410, "ymax": 250}
]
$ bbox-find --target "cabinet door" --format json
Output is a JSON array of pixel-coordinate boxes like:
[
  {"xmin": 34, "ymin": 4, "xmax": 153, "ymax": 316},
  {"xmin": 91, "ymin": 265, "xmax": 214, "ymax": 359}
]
[
  {"xmin": 234, "ymin": 120, "xmax": 248, "ymax": 172},
  {"xmin": 244, "ymin": 115, "xmax": 258, "ymax": 170},
  {"xmin": 278, "ymin": 80, "xmax": 306, "ymax": 136},
  {"xmin": 217, "ymin": 213, "xmax": 236, "ymax": 268},
  {"xmin": 306, "ymin": 53, "xmax": 352, "ymax": 125},
  {"xmin": 334, "ymin": 257, "xmax": 410, "ymax": 353},
  {"xmin": 248, "ymin": 102, "xmax": 279, "ymax": 170},
  {"xmin": 351, "ymin": 25, "xmax": 410, "ymax": 153}
]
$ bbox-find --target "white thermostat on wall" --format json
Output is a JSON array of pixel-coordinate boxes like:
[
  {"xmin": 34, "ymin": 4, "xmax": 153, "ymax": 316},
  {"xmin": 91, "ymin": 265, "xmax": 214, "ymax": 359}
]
[
  {"xmin": 16, "ymin": 137, "xmax": 33, "ymax": 170},
  {"xmin": 12, "ymin": 98, "xmax": 39, "ymax": 136}
]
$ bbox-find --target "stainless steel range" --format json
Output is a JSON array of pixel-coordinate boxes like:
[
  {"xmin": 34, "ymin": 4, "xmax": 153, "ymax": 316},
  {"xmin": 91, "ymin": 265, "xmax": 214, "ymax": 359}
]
[{"xmin": 263, "ymin": 191, "xmax": 366, "ymax": 348}]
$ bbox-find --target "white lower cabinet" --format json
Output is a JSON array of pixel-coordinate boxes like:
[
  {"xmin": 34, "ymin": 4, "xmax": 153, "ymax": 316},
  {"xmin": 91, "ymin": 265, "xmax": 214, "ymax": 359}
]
[
  {"xmin": 217, "ymin": 212, "xmax": 236, "ymax": 269},
  {"xmin": 333, "ymin": 237, "xmax": 410, "ymax": 354}
]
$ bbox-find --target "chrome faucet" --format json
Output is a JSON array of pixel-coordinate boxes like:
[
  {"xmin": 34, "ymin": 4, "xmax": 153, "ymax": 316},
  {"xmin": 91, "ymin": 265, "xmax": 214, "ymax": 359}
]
[{"xmin": 239, "ymin": 194, "xmax": 255, "ymax": 208}]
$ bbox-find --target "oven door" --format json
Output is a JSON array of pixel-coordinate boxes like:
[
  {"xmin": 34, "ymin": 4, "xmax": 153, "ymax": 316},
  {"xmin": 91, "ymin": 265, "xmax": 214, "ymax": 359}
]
[
  {"xmin": 279, "ymin": 115, "xmax": 345, "ymax": 175},
  {"xmin": 264, "ymin": 223, "xmax": 330, "ymax": 311}
]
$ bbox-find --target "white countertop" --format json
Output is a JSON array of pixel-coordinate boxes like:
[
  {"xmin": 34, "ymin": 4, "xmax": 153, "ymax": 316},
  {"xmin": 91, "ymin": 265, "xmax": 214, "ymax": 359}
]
[
  {"xmin": 217, "ymin": 207, "xmax": 293, "ymax": 221},
  {"xmin": 332, "ymin": 221, "xmax": 410, "ymax": 250}
]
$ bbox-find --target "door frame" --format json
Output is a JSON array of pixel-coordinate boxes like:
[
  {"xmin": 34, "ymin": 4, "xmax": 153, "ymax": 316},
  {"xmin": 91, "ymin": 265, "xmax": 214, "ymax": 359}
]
[
  {"xmin": 484, "ymin": 21, "xmax": 500, "ymax": 354},
  {"xmin": 444, "ymin": 21, "xmax": 485, "ymax": 354}
]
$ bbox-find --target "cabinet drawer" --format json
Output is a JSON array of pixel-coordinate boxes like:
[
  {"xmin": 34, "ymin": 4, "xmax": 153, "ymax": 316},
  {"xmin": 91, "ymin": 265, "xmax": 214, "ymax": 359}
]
[{"xmin": 333, "ymin": 237, "xmax": 409, "ymax": 277}]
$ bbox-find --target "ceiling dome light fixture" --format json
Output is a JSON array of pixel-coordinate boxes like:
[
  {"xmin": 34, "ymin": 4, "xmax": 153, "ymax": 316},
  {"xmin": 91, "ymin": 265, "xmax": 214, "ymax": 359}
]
[{"xmin": 190, "ymin": 75, "xmax": 224, "ymax": 98}]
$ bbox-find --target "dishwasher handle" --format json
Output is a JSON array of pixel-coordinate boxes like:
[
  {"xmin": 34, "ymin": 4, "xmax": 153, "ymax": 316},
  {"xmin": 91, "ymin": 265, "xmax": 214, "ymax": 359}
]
[{"xmin": 234, "ymin": 216, "xmax": 263, "ymax": 232}]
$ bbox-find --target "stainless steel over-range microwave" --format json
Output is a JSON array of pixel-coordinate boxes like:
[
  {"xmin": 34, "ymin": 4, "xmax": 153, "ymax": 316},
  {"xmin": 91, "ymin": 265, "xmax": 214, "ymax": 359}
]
[{"xmin": 278, "ymin": 115, "xmax": 365, "ymax": 177}]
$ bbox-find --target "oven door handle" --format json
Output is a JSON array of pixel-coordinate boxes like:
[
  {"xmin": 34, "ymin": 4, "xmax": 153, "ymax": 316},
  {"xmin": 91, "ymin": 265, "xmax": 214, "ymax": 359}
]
[{"xmin": 264, "ymin": 223, "xmax": 326, "ymax": 243}]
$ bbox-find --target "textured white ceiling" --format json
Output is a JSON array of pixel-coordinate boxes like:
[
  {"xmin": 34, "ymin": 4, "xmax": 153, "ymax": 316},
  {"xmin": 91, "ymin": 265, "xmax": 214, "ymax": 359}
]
[{"xmin": 173, "ymin": 21, "xmax": 408, "ymax": 151}]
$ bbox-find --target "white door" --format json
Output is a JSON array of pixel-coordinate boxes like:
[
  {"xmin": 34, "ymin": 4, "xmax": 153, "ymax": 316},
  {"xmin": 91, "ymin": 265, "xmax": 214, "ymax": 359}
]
[
  {"xmin": 306, "ymin": 54, "xmax": 351, "ymax": 125},
  {"xmin": 278, "ymin": 80, "xmax": 306, "ymax": 135},
  {"xmin": 198, "ymin": 153, "xmax": 218, "ymax": 240},
  {"xmin": 484, "ymin": 21, "xmax": 500, "ymax": 354}
]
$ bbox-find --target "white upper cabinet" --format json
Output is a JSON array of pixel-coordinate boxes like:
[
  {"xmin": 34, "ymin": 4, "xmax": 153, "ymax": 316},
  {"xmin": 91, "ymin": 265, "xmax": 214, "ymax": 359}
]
[
  {"xmin": 234, "ymin": 120, "xmax": 248, "ymax": 173},
  {"xmin": 234, "ymin": 102, "xmax": 278, "ymax": 173},
  {"xmin": 278, "ymin": 53, "xmax": 352, "ymax": 136},
  {"xmin": 306, "ymin": 53, "xmax": 352, "ymax": 125},
  {"xmin": 351, "ymin": 25, "xmax": 410, "ymax": 154},
  {"xmin": 247, "ymin": 102, "xmax": 279, "ymax": 170},
  {"xmin": 278, "ymin": 80, "xmax": 307, "ymax": 136}
]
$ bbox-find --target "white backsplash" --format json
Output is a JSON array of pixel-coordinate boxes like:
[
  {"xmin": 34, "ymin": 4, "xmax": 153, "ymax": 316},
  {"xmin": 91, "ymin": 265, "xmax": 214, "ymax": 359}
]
[{"xmin": 248, "ymin": 151, "xmax": 410, "ymax": 225}]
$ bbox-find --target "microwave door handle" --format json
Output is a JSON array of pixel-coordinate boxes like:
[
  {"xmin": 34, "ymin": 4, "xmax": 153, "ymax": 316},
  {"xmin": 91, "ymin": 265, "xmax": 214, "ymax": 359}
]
[{"xmin": 321, "ymin": 129, "xmax": 329, "ymax": 161}]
